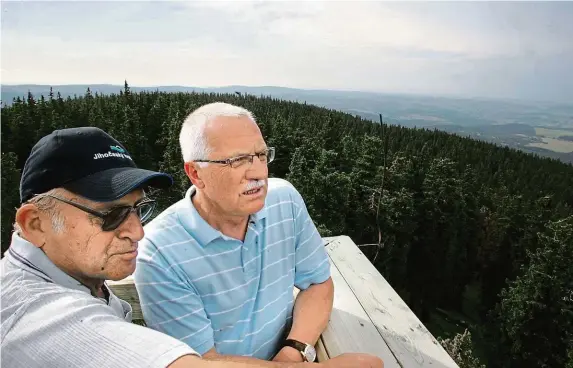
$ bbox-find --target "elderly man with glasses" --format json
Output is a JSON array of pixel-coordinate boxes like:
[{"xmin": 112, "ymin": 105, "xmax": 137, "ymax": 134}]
[
  {"xmin": 0, "ymin": 126, "xmax": 382, "ymax": 368},
  {"xmin": 134, "ymin": 102, "xmax": 345, "ymax": 365}
]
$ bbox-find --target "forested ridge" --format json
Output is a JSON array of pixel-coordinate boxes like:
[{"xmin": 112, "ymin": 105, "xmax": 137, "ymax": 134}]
[{"xmin": 2, "ymin": 84, "xmax": 572, "ymax": 367}]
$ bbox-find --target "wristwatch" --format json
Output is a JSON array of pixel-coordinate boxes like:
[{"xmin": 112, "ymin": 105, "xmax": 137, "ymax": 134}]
[{"xmin": 283, "ymin": 339, "xmax": 317, "ymax": 362}]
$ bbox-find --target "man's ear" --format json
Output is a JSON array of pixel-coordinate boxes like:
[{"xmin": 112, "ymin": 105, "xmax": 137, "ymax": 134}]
[
  {"xmin": 15, "ymin": 204, "xmax": 49, "ymax": 247},
  {"xmin": 184, "ymin": 162, "xmax": 206, "ymax": 189}
]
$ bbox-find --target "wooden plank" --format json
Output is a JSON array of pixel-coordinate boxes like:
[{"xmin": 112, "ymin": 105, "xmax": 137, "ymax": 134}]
[
  {"xmin": 107, "ymin": 274, "xmax": 135, "ymax": 286},
  {"xmin": 107, "ymin": 275, "xmax": 143, "ymax": 322},
  {"xmin": 323, "ymin": 236, "xmax": 459, "ymax": 368},
  {"xmin": 315, "ymin": 337, "xmax": 329, "ymax": 363},
  {"xmin": 321, "ymin": 253, "xmax": 401, "ymax": 367}
]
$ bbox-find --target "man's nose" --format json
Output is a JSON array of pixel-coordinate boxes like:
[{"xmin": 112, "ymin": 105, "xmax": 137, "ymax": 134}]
[
  {"xmin": 247, "ymin": 155, "xmax": 268, "ymax": 176},
  {"xmin": 117, "ymin": 211, "xmax": 145, "ymax": 241}
]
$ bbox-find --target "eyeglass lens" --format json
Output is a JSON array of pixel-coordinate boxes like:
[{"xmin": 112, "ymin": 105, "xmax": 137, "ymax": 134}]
[
  {"xmin": 102, "ymin": 201, "xmax": 156, "ymax": 231},
  {"xmin": 230, "ymin": 148, "xmax": 275, "ymax": 168}
]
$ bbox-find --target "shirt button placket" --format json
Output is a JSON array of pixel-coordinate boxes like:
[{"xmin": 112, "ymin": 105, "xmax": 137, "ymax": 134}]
[{"xmin": 243, "ymin": 222, "xmax": 259, "ymax": 277}]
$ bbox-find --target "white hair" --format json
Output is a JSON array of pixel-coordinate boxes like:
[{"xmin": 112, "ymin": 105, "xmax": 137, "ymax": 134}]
[
  {"xmin": 179, "ymin": 102, "xmax": 257, "ymax": 163},
  {"xmin": 13, "ymin": 188, "xmax": 66, "ymax": 234}
]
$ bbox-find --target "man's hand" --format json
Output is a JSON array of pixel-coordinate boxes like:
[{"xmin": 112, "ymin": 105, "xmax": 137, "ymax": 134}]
[
  {"xmin": 272, "ymin": 346, "xmax": 304, "ymax": 362},
  {"xmin": 320, "ymin": 353, "xmax": 383, "ymax": 368}
]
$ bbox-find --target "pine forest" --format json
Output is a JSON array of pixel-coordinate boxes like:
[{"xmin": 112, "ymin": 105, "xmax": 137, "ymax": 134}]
[{"xmin": 2, "ymin": 84, "xmax": 572, "ymax": 368}]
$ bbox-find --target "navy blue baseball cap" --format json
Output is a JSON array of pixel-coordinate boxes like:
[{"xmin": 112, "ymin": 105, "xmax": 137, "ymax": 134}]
[{"xmin": 20, "ymin": 127, "xmax": 173, "ymax": 203}]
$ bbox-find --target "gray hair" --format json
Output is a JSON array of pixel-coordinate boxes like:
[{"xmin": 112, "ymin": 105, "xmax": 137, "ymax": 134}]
[
  {"xmin": 13, "ymin": 188, "xmax": 66, "ymax": 234},
  {"xmin": 179, "ymin": 102, "xmax": 256, "ymax": 164}
]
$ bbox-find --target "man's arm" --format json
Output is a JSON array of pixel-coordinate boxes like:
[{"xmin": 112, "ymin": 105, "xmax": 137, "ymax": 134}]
[
  {"xmin": 200, "ymin": 348, "xmax": 280, "ymax": 363},
  {"xmin": 273, "ymin": 278, "xmax": 334, "ymax": 362},
  {"xmin": 169, "ymin": 352, "xmax": 383, "ymax": 368},
  {"xmin": 274, "ymin": 184, "xmax": 335, "ymax": 362},
  {"xmin": 2, "ymin": 291, "xmax": 200, "ymax": 368}
]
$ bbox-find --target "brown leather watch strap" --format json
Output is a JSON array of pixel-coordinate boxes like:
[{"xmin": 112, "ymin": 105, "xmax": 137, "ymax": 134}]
[{"xmin": 283, "ymin": 338, "xmax": 308, "ymax": 353}]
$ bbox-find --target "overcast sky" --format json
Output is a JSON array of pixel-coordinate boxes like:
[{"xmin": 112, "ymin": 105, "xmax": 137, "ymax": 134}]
[{"xmin": 2, "ymin": 1, "xmax": 572, "ymax": 102}]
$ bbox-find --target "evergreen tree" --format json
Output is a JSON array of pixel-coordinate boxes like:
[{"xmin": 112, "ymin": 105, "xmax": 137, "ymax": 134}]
[
  {"xmin": 439, "ymin": 329, "xmax": 486, "ymax": 368},
  {"xmin": 1, "ymin": 152, "xmax": 21, "ymax": 244},
  {"xmin": 495, "ymin": 215, "xmax": 573, "ymax": 368}
]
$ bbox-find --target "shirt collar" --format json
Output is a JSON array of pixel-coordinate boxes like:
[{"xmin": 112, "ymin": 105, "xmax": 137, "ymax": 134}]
[
  {"xmin": 180, "ymin": 187, "xmax": 222, "ymax": 246},
  {"xmin": 6, "ymin": 232, "xmax": 93, "ymax": 295},
  {"xmin": 179, "ymin": 186, "xmax": 268, "ymax": 247}
]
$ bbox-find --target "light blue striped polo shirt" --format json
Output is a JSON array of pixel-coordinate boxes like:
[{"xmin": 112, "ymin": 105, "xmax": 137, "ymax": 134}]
[{"xmin": 134, "ymin": 178, "xmax": 331, "ymax": 359}]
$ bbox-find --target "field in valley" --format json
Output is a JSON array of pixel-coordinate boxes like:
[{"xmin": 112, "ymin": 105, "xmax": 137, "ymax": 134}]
[
  {"xmin": 527, "ymin": 127, "xmax": 573, "ymax": 153},
  {"xmin": 527, "ymin": 137, "xmax": 573, "ymax": 153},
  {"xmin": 535, "ymin": 127, "xmax": 573, "ymax": 139}
]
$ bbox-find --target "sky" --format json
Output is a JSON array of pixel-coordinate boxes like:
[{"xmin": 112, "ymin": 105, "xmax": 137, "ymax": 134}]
[{"xmin": 1, "ymin": 1, "xmax": 573, "ymax": 102}]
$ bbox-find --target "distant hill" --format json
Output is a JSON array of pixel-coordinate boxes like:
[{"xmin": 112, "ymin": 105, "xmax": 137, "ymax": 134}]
[
  {"xmin": 3, "ymin": 83, "xmax": 572, "ymax": 164},
  {"xmin": 3, "ymin": 84, "xmax": 571, "ymax": 128}
]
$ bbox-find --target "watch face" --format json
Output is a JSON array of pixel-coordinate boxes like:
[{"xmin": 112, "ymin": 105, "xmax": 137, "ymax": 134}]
[{"xmin": 304, "ymin": 345, "xmax": 317, "ymax": 362}]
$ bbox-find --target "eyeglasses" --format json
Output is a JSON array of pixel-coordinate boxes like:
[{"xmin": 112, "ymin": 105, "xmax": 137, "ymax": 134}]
[
  {"xmin": 45, "ymin": 194, "xmax": 157, "ymax": 232},
  {"xmin": 194, "ymin": 147, "xmax": 275, "ymax": 169}
]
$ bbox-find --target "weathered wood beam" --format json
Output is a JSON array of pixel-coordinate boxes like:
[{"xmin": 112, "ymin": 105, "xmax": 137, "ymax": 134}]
[{"xmin": 323, "ymin": 236, "xmax": 458, "ymax": 367}]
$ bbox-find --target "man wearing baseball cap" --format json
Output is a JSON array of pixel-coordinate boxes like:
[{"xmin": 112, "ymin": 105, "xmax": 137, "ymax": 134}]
[{"xmin": 0, "ymin": 127, "xmax": 382, "ymax": 368}]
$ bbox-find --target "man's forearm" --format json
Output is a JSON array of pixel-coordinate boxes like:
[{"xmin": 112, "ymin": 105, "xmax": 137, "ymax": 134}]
[
  {"xmin": 170, "ymin": 353, "xmax": 315, "ymax": 368},
  {"xmin": 287, "ymin": 277, "xmax": 334, "ymax": 345},
  {"xmin": 170, "ymin": 351, "xmax": 383, "ymax": 368},
  {"xmin": 202, "ymin": 278, "xmax": 334, "ymax": 364},
  {"xmin": 203, "ymin": 348, "xmax": 274, "ymax": 364},
  {"xmin": 204, "ymin": 353, "xmax": 308, "ymax": 367}
]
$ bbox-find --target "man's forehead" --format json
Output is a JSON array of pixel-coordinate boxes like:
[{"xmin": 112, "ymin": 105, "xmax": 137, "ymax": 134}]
[
  {"xmin": 208, "ymin": 114, "xmax": 254, "ymax": 127},
  {"xmin": 205, "ymin": 116, "xmax": 265, "ymax": 153},
  {"xmin": 210, "ymin": 140, "xmax": 267, "ymax": 157},
  {"xmin": 206, "ymin": 116, "xmax": 258, "ymax": 137}
]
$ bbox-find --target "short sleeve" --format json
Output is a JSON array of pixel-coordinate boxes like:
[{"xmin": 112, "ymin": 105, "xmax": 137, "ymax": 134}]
[
  {"xmin": 1, "ymin": 291, "xmax": 198, "ymax": 368},
  {"xmin": 290, "ymin": 186, "xmax": 331, "ymax": 290},
  {"xmin": 134, "ymin": 242, "xmax": 215, "ymax": 355}
]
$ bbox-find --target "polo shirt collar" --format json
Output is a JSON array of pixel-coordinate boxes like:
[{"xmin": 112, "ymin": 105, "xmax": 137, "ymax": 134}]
[
  {"xmin": 6, "ymin": 232, "xmax": 92, "ymax": 295},
  {"xmin": 179, "ymin": 186, "xmax": 269, "ymax": 247},
  {"xmin": 180, "ymin": 186, "xmax": 222, "ymax": 246}
]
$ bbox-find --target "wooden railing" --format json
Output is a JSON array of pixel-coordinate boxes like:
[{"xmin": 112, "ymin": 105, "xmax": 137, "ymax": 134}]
[{"xmin": 108, "ymin": 235, "xmax": 459, "ymax": 367}]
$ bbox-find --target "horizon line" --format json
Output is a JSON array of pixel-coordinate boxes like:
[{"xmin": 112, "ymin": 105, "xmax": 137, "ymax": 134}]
[{"xmin": 2, "ymin": 82, "xmax": 571, "ymax": 106}]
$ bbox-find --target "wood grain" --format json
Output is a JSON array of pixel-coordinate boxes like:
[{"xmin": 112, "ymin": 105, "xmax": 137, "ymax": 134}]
[
  {"xmin": 324, "ymin": 236, "xmax": 459, "ymax": 368},
  {"xmin": 107, "ymin": 275, "xmax": 143, "ymax": 322},
  {"xmin": 320, "ymin": 252, "xmax": 400, "ymax": 367}
]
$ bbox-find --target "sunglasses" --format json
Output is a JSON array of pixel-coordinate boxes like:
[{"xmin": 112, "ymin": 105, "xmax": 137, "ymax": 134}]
[{"xmin": 44, "ymin": 194, "xmax": 157, "ymax": 232}]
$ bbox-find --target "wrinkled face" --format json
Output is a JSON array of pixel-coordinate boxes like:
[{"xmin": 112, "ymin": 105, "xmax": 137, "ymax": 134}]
[
  {"xmin": 197, "ymin": 116, "xmax": 269, "ymax": 217},
  {"xmin": 42, "ymin": 189, "xmax": 145, "ymax": 282}
]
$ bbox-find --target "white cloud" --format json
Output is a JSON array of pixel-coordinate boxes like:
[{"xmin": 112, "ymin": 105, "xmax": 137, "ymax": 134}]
[{"xmin": 1, "ymin": 1, "xmax": 572, "ymax": 101}]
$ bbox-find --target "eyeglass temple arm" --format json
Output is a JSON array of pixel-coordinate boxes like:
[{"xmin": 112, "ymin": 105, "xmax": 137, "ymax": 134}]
[{"xmin": 45, "ymin": 194, "xmax": 108, "ymax": 218}]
